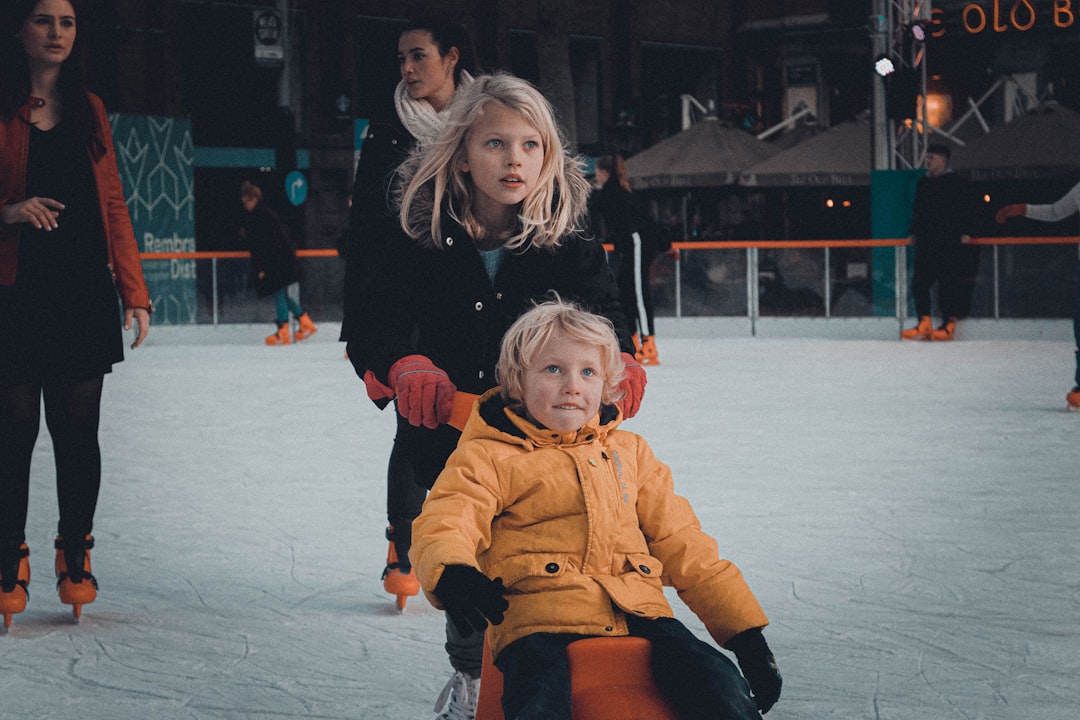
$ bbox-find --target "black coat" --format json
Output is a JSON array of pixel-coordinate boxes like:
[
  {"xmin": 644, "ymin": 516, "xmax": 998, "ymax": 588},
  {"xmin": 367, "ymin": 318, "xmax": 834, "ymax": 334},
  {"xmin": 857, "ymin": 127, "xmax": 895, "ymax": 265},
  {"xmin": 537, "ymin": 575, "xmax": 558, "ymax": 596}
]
[
  {"xmin": 340, "ymin": 115, "xmax": 416, "ymax": 343},
  {"xmin": 352, "ymin": 217, "xmax": 631, "ymax": 396},
  {"xmin": 240, "ymin": 203, "xmax": 298, "ymax": 297}
]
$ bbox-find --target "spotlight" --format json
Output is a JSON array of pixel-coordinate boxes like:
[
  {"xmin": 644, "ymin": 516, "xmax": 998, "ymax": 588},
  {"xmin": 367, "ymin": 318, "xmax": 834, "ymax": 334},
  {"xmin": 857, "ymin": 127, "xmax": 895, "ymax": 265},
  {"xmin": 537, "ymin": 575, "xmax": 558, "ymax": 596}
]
[
  {"xmin": 874, "ymin": 55, "xmax": 896, "ymax": 77},
  {"xmin": 909, "ymin": 21, "xmax": 928, "ymax": 42}
]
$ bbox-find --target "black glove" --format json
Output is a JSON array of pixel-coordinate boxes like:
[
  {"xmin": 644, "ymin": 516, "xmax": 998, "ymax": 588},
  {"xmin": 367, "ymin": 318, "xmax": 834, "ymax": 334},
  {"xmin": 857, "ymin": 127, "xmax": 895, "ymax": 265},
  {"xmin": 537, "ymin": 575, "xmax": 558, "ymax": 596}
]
[
  {"xmin": 433, "ymin": 565, "xmax": 509, "ymax": 638},
  {"xmin": 726, "ymin": 627, "xmax": 782, "ymax": 714}
]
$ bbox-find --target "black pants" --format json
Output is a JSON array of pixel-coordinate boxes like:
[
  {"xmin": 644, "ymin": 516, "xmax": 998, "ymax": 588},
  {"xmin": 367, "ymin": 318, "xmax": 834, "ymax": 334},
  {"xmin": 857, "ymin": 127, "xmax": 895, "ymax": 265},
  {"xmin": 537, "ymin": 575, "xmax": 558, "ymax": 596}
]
[
  {"xmin": 910, "ymin": 236, "xmax": 980, "ymax": 320},
  {"xmin": 385, "ymin": 406, "xmax": 460, "ymax": 567},
  {"xmin": 613, "ymin": 244, "xmax": 659, "ymax": 337},
  {"xmin": 0, "ymin": 377, "xmax": 104, "ymax": 547},
  {"xmin": 495, "ymin": 616, "xmax": 760, "ymax": 720}
]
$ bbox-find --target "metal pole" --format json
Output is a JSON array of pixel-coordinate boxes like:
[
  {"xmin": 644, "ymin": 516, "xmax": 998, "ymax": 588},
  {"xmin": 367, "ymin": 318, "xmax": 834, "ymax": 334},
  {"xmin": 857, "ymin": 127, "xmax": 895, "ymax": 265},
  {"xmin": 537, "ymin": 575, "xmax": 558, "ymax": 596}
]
[
  {"xmin": 824, "ymin": 246, "xmax": 832, "ymax": 318},
  {"xmin": 212, "ymin": 258, "xmax": 219, "ymax": 326},
  {"xmin": 993, "ymin": 244, "xmax": 1000, "ymax": 319}
]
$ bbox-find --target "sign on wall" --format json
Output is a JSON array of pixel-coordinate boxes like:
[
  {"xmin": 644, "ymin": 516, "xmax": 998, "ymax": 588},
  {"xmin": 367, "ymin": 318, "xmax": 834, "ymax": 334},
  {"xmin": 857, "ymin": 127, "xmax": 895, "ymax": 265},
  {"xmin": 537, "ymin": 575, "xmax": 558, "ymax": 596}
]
[{"xmin": 110, "ymin": 114, "xmax": 197, "ymax": 325}]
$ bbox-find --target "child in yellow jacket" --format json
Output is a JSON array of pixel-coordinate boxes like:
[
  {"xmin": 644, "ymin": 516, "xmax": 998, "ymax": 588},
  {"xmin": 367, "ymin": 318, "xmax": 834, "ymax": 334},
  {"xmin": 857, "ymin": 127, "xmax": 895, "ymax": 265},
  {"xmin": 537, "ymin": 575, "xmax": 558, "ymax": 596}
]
[{"xmin": 410, "ymin": 297, "xmax": 782, "ymax": 719}]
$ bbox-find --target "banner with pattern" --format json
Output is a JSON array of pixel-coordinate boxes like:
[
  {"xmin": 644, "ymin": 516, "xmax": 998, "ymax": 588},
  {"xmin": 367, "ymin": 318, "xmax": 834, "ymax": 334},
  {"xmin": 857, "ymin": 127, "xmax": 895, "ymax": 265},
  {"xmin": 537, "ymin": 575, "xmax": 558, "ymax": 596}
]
[{"xmin": 110, "ymin": 114, "xmax": 196, "ymax": 325}]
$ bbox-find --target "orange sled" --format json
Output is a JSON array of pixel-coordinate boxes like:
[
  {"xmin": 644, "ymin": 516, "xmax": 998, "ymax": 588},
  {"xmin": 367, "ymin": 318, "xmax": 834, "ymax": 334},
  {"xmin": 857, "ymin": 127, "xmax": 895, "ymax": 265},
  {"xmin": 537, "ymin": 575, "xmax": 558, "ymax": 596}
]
[{"xmin": 475, "ymin": 635, "xmax": 678, "ymax": 720}]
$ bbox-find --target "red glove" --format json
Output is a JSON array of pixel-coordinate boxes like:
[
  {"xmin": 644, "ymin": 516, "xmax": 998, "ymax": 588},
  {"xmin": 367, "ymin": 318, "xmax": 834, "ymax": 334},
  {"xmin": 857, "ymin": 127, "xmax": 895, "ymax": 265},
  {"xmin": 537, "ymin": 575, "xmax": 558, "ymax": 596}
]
[
  {"xmin": 363, "ymin": 369, "xmax": 395, "ymax": 403},
  {"xmin": 617, "ymin": 352, "xmax": 647, "ymax": 419},
  {"xmin": 995, "ymin": 204, "xmax": 1026, "ymax": 224},
  {"xmin": 388, "ymin": 355, "xmax": 456, "ymax": 429}
]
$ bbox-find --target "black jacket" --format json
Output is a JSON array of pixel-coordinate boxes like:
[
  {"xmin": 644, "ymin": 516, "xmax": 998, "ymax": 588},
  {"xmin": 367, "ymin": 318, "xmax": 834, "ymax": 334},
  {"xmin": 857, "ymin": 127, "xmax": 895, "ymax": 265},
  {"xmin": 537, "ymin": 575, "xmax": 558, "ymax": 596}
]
[
  {"xmin": 352, "ymin": 217, "xmax": 631, "ymax": 396},
  {"xmin": 240, "ymin": 204, "xmax": 298, "ymax": 297},
  {"xmin": 340, "ymin": 114, "xmax": 416, "ymax": 343}
]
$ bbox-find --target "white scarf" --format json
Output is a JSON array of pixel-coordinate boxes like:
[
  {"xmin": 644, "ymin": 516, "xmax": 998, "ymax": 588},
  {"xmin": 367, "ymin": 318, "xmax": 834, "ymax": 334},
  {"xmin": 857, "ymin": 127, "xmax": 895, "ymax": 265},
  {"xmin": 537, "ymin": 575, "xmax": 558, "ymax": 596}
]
[{"xmin": 394, "ymin": 70, "xmax": 474, "ymax": 146}]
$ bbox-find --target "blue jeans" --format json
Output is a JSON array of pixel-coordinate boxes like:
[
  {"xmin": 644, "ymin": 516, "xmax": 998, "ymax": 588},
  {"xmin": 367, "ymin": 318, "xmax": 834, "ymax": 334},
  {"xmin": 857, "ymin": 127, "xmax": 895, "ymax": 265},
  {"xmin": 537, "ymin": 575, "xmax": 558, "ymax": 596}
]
[
  {"xmin": 494, "ymin": 615, "xmax": 759, "ymax": 720},
  {"xmin": 272, "ymin": 288, "xmax": 303, "ymax": 324}
]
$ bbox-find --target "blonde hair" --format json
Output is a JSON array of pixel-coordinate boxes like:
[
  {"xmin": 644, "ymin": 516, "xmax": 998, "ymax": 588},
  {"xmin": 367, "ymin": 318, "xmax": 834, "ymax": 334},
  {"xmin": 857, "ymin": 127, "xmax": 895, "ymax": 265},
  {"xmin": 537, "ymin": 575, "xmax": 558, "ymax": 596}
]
[
  {"xmin": 397, "ymin": 72, "xmax": 592, "ymax": 251},
  {"xmin": 496, "ymin": 296, "xmax": 625, "ymax": 413}
]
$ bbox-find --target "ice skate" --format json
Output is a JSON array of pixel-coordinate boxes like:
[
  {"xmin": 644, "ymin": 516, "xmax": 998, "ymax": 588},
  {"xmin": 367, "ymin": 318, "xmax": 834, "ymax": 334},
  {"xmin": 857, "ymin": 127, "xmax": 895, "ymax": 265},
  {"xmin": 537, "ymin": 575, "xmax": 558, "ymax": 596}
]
[
  {"xmin": 382, "ymin": 526, "xmax": 419, "ymax": 611},
  {"xmin": 55, "ymin": 535, "xmax": 98, "ymax": 621},
  {"xmin": 930, "ymin": 317, "xmax": 957, "ymax": 341},
  {"xmin": 294, "ymin": 312, "xmax": 318, "ymax": 342},
  {"xmin": 433, "ymin": 669, "xmax": 479, "ymax": 720},
  {"xmin": 900, "ymin": 315, "xmax": 933, "ymax": 341},
  {"xmin": 1067, "ymin": 387, "xmax": 1080, "ymax": 412},
  {"xmin": 0, "ymin": 544, "xmax": 30, "ymax": 631},
  {"xmin": 265, "ymin": 322, "xmax": 291, "ymax": 346},
  {"xmin": 636, "ymin": 335, "xmax": 660, "ymax": 366}
]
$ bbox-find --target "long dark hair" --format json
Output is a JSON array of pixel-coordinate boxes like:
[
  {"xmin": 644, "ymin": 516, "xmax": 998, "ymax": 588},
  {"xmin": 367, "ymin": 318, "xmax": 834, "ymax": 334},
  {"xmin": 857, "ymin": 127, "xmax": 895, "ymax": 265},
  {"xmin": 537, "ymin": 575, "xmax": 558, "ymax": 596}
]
[
  {"xmin": 401, "ymin": 17, "xmax": 476, "ymax": 86},
  {"xmin": 0, "ymin": 0, "xmax": 104, "ymax": 158}
]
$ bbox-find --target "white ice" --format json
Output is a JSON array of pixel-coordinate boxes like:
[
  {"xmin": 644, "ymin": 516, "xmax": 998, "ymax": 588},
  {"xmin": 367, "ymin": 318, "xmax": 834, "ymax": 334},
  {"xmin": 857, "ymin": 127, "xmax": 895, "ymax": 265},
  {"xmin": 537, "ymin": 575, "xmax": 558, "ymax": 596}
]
[{"xmin": 2, "ymin": 320, "xmax": 1078, "ymax": 720}]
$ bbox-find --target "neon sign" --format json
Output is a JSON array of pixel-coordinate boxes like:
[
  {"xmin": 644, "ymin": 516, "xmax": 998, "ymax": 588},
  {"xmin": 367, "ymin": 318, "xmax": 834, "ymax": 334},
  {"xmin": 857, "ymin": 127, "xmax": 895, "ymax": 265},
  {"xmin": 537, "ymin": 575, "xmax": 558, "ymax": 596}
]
[{"xmin": 943, "ymin": 2, "xmax": 1078, "ymax": 34}]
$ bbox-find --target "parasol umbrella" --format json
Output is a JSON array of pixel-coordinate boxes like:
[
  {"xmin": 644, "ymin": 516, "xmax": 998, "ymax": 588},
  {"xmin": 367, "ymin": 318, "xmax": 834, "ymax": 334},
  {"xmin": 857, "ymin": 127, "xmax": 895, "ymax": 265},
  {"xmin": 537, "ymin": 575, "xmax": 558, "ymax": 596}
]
[
  {"xmin": 950, "ymin": 104, "xmax": 1080, "ymax": 181},
  {"xmin": 625, "ymin": 117, "xmax": 779, "ymax": 190},
  {"xmin": 740, "ymin": 114, "xmax": 872, "ymax": 187}
]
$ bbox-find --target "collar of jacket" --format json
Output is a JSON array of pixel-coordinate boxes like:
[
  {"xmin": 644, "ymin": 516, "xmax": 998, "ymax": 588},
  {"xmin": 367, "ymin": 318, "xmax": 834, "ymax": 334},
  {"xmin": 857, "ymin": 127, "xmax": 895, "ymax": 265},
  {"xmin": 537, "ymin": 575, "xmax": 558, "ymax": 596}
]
[{"xmin": 473, "ymin": 387, "xmax": 621, "ymax": 448}]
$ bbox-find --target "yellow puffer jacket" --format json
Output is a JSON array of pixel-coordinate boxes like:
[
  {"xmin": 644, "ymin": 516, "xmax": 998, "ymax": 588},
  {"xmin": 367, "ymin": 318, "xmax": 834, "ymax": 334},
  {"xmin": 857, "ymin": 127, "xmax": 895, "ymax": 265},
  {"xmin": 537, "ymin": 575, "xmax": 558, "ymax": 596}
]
[{"xmin": 410, "ymin": 389, "xmax": 769, "ymax": 660}]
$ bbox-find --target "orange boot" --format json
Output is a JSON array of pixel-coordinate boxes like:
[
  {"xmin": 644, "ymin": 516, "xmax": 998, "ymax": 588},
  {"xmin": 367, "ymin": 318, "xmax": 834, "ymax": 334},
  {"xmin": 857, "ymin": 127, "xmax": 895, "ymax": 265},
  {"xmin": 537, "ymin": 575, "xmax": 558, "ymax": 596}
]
[
  {"xmin": 900, "ymin": 315, "xmax": 933, "ymax": 340},
  {"xmin": 1066, "ymin": 387, "xmax": 1080, "ymax": 412},
  {"xmin": 55, "ymin": 535, "xmax": 97, "ymax": 621},
  {"xmin": 930, "ymin": 317, "xmax": 957, "ymax": 341},
  {"xmin": 381, "ymin": 526, "xmax": 419, "ymax": 611},
  {"xmin": 265, "ymin": 322, "xmax": 291, "ymax": 346},
  {"xmin": 637, "ymin": 335, "xmax": 660, "ymax": 365},
  {"xmin": 294, "ymin": 312, "xmax": 318, "ymax": 341},
  {"xmin": 0, "ymin": 544, "xmax": 30, "ymax": 630}
]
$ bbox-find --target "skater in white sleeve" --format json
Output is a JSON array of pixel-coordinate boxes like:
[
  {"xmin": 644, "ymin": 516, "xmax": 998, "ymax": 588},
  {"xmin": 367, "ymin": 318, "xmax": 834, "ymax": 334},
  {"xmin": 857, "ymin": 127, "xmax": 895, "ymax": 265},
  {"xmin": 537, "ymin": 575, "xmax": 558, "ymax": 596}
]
[{"xmin": 996, "ymin": 180, "xmax": 1080, "ymax": 411}]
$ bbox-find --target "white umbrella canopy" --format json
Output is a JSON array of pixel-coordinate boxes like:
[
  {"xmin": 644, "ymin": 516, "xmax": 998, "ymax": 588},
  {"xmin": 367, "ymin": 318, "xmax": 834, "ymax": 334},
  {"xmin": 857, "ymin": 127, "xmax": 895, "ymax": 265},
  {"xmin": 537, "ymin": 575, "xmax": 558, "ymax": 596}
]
[
  {"xmin": 950, "ymin": 104, "xmax": 1080, "ymax": 181},
  {"xmin": 624, "ymin": 117, "xmax": 780, "ymax": 189},
  {"xmin": 739, "ymin": 114, "xmax": 873, "ymax": 187}
]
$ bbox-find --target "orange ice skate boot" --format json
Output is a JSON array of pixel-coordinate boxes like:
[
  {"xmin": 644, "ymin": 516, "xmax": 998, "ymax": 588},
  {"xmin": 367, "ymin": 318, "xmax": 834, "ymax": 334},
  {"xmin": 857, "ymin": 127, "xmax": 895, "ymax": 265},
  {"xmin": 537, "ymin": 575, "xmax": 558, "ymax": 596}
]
[
  {"xmin": 381, "ymin": 526, "xmax": 419, "ymax": 611},
  {"xmin": 294, "ymin": 312, "xmax": 318, "ymax": 342},
  {"xmin": 266, "ymin": 322, "xmax": 291, "ymax": 345},
  {"xmin": 0, "ymin": 544, "xmax": 30, "ymax": 630},
  {"xmin": 930, "ymin": 317, "xmax": 957, "ymax": 341},
  {"xmin": 901, "ymin": 315, "xmax": 933, "ymax": 340},
  {"xmin": 55, "ymin": 535, "xmax": 97, "ymax": 621},
  {"xmin": 636, "ymin": 335, "xmax": 660, "ymax": 365}
]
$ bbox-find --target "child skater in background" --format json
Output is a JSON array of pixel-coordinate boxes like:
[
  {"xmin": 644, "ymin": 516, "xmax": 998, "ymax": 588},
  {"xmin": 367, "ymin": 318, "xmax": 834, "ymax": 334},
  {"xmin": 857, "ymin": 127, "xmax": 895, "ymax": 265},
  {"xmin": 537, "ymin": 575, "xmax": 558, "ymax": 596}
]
[
  {"xmin": 410, "ymin": 298, "xmax": 781, "ymax": 720},
  {"xmin": 353, "ymin": 73, "xmax": 645, "ymax": 719}
]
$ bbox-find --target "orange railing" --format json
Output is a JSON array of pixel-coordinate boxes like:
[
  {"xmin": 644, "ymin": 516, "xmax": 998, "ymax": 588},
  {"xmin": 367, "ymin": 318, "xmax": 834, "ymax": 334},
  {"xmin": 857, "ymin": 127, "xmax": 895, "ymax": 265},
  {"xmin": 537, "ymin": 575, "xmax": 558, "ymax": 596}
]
[{"xmin": 140, "ymin": 236, "xmax": 1076, "ymax": 326}]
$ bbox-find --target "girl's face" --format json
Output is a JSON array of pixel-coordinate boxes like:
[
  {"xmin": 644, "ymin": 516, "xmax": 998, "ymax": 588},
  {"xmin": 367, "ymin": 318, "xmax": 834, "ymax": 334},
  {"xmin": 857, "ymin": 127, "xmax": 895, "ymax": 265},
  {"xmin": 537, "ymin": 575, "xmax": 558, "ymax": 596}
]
[
  {"xmin": 521, "ymin": 329, "xmax": 605, "ymax": 433},
  {"xmin": 20, "ymin": 0, "xmax": 76, "ymax": 70},
  {"xmin": 398, "ymin": 29, "xmax": 458, "ymax": 112},
  {"xmin": 461, "ymin": 103, "xmax": 545, "ymax": 231}
]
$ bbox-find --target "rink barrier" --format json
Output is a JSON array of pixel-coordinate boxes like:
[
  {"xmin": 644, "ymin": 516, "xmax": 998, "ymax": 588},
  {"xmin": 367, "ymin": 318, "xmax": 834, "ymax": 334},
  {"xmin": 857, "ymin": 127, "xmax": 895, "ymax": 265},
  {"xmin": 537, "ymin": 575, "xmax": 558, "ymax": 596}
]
[{"xmin": 140, "ymin": 237, "xmax": 1077, "ymax": 330}]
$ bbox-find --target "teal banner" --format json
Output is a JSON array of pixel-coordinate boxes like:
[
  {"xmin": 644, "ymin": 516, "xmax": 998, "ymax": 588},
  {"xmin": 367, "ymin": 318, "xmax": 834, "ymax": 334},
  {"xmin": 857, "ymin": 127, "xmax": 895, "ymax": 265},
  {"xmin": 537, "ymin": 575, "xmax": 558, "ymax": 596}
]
[
  {"xmin": 871, "ymin": 169, "xmax": 922, "ymax": 316},
  {"xmin": 110, "ymin": 114, "xmax": 196, "ymax": 325}
]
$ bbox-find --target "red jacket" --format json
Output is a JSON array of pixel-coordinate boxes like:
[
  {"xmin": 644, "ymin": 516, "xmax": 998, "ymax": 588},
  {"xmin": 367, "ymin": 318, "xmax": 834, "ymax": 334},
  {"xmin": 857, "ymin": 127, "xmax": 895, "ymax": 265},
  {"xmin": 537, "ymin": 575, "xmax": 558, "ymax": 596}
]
[{"xmin": 0, "ymin": 93, "xmax": 150, "ymax": 310}]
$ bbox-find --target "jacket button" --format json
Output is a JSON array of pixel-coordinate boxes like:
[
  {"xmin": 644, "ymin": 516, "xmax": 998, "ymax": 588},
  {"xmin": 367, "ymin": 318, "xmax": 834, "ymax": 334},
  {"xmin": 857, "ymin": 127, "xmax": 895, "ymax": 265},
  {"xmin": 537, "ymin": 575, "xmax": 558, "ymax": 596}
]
[
  {"xmin": 495, "ymin": 292, "xmax": 503, "ymax": 300},
  {"xmin": 478, "ymin": 370, "xmax": 485, "ymax": 379},
  {"xmin": 445, "ymin": 236, "xmax": 454, "ymax": 246},
  {"xmin": 638, "ymin": 565, "xmax": 651, "ymax": 574},
  {"xmin": 604, "ymin": 626, "xmax": 613, "ymax": 632},
  {"xmin": 545, "ymin": 562, "xmax": 559, "ymax": 573},
  {"xmin": 474, "ymin": 301, "xmax": 483, "ymax": 311}
]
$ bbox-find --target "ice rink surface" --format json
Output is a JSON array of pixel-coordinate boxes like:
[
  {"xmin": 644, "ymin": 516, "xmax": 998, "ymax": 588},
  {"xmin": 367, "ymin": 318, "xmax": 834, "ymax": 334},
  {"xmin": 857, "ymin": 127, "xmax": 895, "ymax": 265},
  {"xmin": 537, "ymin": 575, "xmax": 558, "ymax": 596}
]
[{"xmin": 2, "ymin": 322, "xmax": 1077, "ymax": 720}]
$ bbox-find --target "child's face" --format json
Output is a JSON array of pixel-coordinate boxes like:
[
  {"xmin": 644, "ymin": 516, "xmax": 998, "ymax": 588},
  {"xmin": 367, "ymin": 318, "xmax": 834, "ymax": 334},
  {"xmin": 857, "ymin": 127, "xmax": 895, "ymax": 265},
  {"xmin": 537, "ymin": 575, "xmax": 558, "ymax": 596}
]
[
  {"xmin": 521, "ymin": 330, "xmax": 605, "ymax": 433},
  {"xmin": 461, "ymin": 103, "xmax": 544, "ymax": 231}
]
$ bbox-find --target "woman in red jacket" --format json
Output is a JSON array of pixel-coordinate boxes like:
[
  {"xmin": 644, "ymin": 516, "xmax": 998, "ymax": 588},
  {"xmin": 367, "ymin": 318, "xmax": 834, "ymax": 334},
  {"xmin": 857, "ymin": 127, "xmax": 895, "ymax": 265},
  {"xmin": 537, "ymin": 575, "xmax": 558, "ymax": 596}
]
[{"xmin": 0, "ymin": 0, "xmax": 151, "ymax": 628}]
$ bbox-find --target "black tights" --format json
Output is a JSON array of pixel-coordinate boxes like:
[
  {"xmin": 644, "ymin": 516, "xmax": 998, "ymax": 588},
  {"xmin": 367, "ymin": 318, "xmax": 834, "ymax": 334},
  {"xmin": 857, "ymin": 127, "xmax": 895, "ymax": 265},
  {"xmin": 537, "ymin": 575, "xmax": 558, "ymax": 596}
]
[{"xmin": 0, "ymin": 377, "xmax": 104, "ymax": 547}]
